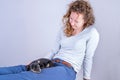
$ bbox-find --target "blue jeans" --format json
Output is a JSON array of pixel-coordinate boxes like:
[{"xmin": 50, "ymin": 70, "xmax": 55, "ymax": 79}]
[{"xmin": 0, "ymin": 62, "xmax": 76, "ymax": 80}]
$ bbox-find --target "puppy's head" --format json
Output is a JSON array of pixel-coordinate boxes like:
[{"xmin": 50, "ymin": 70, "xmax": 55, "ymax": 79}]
[
  {"xmin": 28, "ymin": 58, "xmax": 54, "ymax": 73},
  {"xmin": 29, "ymin": 60, "xmax": 41, "ymax": 73}
]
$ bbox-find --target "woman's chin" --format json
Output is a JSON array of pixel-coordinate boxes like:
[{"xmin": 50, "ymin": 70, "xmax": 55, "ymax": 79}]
[{"xmin": 72, "ymin": 27, "xmax": 77, "ymax": 30}]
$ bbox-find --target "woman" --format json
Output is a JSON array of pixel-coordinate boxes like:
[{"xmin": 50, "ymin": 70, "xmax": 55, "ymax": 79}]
[{"xmin": 0, "ymin": 0, "xmax": 99, "ymax": 80}]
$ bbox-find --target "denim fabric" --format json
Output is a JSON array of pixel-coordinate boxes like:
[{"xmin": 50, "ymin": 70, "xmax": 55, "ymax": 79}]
[{"xmin": 0, "ymin": 63, "xmax": 76, "ymax": 80}]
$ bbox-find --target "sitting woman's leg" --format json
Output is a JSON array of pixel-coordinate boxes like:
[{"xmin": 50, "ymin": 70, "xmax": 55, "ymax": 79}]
[
  {"xmin": 0, "ymin": 63, "xmax": 76, "ymax": 80},
  {"xmin": 0, "ymin": 65, "xmax": 26, "ymax": 75}
]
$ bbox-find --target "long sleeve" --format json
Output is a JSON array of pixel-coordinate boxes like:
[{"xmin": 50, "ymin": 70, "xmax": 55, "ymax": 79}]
[
  {"xmin": 83, "ymin": 28, "xmax": 100, "ymax": 79},
  {"xmin": 44, "ymin": 28, "xmax": 62, "ymax": 59}
]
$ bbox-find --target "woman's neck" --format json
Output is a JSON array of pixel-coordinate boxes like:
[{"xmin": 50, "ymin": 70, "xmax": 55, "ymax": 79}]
[{"xmin": 72, "ymin": 27, "xmax": 84, "ymax": 36}]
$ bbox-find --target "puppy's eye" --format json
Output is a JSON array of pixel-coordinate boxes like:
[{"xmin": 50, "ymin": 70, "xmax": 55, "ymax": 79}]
[{"xmin": 40, "ymin": 64, "xmax": 44, "ymax": 69}]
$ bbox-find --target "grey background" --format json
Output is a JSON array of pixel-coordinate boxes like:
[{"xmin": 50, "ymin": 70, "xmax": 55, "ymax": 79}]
[{"xmin": 0, "ymin": 0, "xmax": 120, "ymax": 80}]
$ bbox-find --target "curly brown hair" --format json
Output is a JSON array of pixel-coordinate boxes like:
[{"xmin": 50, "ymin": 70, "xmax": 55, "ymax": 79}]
[{"xmin": 63, "ymin": 0, "xmax": 95, "ymax": 37}]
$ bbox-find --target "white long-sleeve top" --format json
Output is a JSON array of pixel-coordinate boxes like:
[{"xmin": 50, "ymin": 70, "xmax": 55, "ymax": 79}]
[{"xmin": 45, "ymin": 26, "xmax": 99, "ymax": 79}]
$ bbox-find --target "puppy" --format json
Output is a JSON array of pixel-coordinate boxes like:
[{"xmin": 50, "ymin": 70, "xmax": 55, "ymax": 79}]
[{"xmin": 26, "ymin": 58, "xmax": 54, "ymax": 73}]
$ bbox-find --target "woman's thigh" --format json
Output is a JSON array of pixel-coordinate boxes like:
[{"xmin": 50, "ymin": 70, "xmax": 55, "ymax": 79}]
[
  {"xmin": 0, "ymin": 65, "xmax": 76, "ymax": 80},
  {"xmin": 0, "ymin": 65, "xmax": 26, "ymax": 75}
]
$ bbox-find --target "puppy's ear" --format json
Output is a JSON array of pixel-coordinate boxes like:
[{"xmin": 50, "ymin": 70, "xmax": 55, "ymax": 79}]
[{"xmin": 26, "ymin": 65, "xmax": 30, "ymax": 71}]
